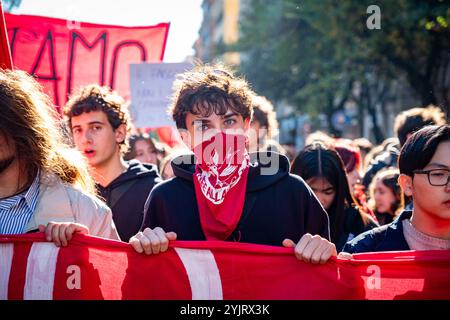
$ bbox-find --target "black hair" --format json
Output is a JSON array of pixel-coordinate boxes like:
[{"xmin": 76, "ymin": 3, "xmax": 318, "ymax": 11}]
[
  {"xmin": 398, "ymin": 124, "xmax": 450, "ymax": 176},
  {"xmin": 394, "ymin": 106, "xmax": 447, "ymax": 146}
]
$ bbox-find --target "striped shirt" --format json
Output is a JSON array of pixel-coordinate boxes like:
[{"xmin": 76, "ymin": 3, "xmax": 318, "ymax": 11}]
[{"xmin": 0, "ymin": 173, "xmax": 40, "ymax": 234}]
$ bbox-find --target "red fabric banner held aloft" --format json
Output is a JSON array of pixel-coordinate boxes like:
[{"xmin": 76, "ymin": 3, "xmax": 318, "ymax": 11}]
[
  {"xmin": 0, "ymin": 233, "xmax": 449, "ymax": 300},
  {"xmin": 4, "ymin": 13, "xmax": 169, "ymax": 108}
]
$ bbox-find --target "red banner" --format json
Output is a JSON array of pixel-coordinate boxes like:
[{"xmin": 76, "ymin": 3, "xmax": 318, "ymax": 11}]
[
  {"xmin": 1, "ymin": 233, "xmax": 449, "ymax": 300},
  {"xmin": 4, "ymin": 13, "xmax": 169, "ymax": 108}
]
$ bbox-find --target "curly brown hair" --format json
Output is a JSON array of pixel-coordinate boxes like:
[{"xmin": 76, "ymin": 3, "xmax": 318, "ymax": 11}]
[
  {"xmin": 0, "ymin": 69, "xmax": 96, "ymax": 195},
  {"xmin": 64, "ymin": 84, "xmax": 131, "ymax": 154},
  {"xmin": 168, "ymin": 64, "xmax": 254, "ymax": 129}
]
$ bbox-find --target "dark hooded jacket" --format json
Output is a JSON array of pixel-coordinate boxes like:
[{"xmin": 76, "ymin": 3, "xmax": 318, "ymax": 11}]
[
  {"xmin": 97, "ymin": 160, "xmax": 161, "ymax": 242},
  {"xmin": 335, "ymin": 206, "xmax": 379, "ymax": 252},
  {"xmin": 142, "ymin": 152, "xmax": 330, "ymax": 246},
  {"xmin": 342, "ymin": 210, "xmax": 412, "ymax": 253}
]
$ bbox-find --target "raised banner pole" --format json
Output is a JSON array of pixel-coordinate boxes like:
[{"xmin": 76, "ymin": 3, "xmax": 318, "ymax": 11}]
[{"xmin": 0, "ymin": 1, "xmax": 13, "ymax": 70}]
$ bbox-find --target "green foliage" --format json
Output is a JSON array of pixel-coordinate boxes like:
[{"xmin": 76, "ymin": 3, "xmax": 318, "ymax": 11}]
[{"xmin": 235, "ymin": 0, "xmax": 449, "ymax": 134}]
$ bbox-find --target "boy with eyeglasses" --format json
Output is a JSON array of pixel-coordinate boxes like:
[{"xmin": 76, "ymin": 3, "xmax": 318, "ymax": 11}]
[{"xmin": 343, "ymin": 124, "xmax": 450, "ymax": 253}]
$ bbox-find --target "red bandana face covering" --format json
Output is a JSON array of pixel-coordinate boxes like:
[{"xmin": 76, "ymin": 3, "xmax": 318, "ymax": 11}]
[{"xmin": 193, "ymin": 132, "xmax": 250, "ymax": 241}]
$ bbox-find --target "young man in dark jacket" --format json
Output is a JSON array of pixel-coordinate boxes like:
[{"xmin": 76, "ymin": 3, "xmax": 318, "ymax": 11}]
[
  {"xmin": 343, "ymin": 124, "xmax": 450, "ymax": 253},
  {"xmin": 65, "ymin": 85, "xmax": 161, "ymax": 242},
  {"xmin": 129, "ymin": 64, "xmax": 336, "ymax": 264}
]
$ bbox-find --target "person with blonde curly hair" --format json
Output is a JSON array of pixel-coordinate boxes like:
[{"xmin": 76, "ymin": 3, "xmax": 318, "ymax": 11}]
[
  {"xmin": 0, "ymin": 70, "xmax": 119, "ymax": 244},
  {"xmin": 65, "ymin": 84, "xmax": 160, "ymax": 242}
]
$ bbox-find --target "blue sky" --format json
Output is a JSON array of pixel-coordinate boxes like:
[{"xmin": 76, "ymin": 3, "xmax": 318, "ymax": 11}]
[{"xmin": 12, "ymin": 0, "xmax": 204, "ymax": 62}]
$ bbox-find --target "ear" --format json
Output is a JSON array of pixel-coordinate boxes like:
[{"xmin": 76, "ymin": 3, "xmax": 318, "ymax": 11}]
[
  {"xmin": 398, "ymin": 174, "xmax": 413, "ymax": 197},
  {"xmin": 114, "ymin": 124, "xmax": 127, "ymax": 144}
]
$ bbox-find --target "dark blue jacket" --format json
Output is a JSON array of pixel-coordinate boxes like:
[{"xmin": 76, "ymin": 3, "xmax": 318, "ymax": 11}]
[
  {"xmin": 342, "ymin": 210, "xmax": 412, "ymax": 253},
  {"xmin": 142, "ymin": 152, "xmax": 330, "ymax": 246}
]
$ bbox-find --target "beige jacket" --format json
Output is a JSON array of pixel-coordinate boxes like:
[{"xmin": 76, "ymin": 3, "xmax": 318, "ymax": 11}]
[{"xmin": 24, "ymin": 173, "xmax": 120, "ymax": 241}]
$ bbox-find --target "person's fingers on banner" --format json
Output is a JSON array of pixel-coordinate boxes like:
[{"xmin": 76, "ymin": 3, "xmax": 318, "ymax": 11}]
[
  {"xmin": 282, "ymin": 238, "xmax": 296, "ymax": 248},
  {"xmin": 294, "ymin": 233, "xmax": 314, "ymax": 261},
  {"xmin": 40, "ymin": 222, "xmax": 89, "ymax": 247},
  {"xmin": 59, "ymin": 224, "xmax": 68, "ymax": 246},
  {"xmin": 154, "ymin": 227, "xmax": 170, "ymax": 252},
  {"xmin": 282, "ymin": 235, "xmax": 312, "ymax": 261},
  {"xmin": 50, "ymin": 223, "xmax": 62, "ymax": 247},
  {"xmin": 63, "ymin": 223, "xmax": 89, "ymax": 244},
  {"xmin": 144, "ymin": 228, "xmax": 162, "ymax": 254},
  {"xmin": 165, "ymin": 232, "xmax": 177, "ymax": 241},
  {"xmin": 317, "ymin": 240, "xmax": 337, "ymax": 264},
  {"xmin": 298, "ymin": 234, "xmax": 321, "ymax": 263},
  {"xmin": 283, "ymin": 235, "xmax": 336, "ymax": 264},
  {"xmin": 295, "ymin": 234, "xmax": 337, "ymax": 264},
  {"xmin": 338, "ymin": 252, "xmax": 354, "ymax": 260},
  {"xmin": 310, "ymin": 240, "xmax": 327, "ymax": 264},
  {"xmin": 129, "ymin": 232, "xmax": 146, "ymax": 254},
  {"xmin": 283, "ymin": 236, "xmax": 307, "ymax": 261},
  {"xmin": 129, "ymin": 228, "xmax": 177, "ymax": 255}
]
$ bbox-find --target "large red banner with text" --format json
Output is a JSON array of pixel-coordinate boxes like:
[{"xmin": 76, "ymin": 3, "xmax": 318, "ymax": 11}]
[
  {"xmin": 4, "ymin": 13, "xmax": 169, "ymax": 108},
  {"xmin": 0, "ymin": 233, "xmax": 449, "ymax": 300}
]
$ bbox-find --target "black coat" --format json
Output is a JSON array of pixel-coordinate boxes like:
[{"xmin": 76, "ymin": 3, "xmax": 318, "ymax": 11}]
[
  {"xmin": 142, "ymin": 152, "xmax": 330, "ymax": 246},
  {"xmin": 97, "ymin": 160, "xmax": 161, "ymax": 242},
  {"xmin": 335, "ymin": 206, "xmax": 379, "ymax": 252}
]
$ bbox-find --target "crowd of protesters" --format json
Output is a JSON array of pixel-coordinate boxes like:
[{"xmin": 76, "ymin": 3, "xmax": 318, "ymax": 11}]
[{"xmin": 0, "ymin": 64, "xmax": 449, "ymax": 264}]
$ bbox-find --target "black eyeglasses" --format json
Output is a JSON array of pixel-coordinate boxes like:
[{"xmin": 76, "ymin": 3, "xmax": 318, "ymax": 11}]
[{"xmin": 413, "ymin": 169, "xmax": 450, "ymax": 186}]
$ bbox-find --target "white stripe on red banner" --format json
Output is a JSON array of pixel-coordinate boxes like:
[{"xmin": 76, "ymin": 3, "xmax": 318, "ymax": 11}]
[
  {"xmin": 174, "ymin": 248, "xmax": 223, "ymax": 300},
  {"xmin": 0, "ymin": 243, "xmax": 14, "ymax": 300},
  {"xmin": 24, "ymin": 243, "xmax": 60, "ymax": 300}
]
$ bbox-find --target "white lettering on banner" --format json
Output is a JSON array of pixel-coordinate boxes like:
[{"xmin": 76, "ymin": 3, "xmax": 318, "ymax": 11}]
[
  {"xmin": 24, "ymin": 243, "xmax": 60, "ymax": 300},
  {"xmin": 0, "ymin": 244, "xmax": 14, "ymax": 300},
  {"xmin": 174, "ymin": 248, "xmax": 223, "ymax": 300},
  {"xmin": 366, "ymin": 265, "xmax": 381, "ymax": 290},
  {"xmin": 66, "ymin": 265, "xmax": 81, "ymax": 290}
]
